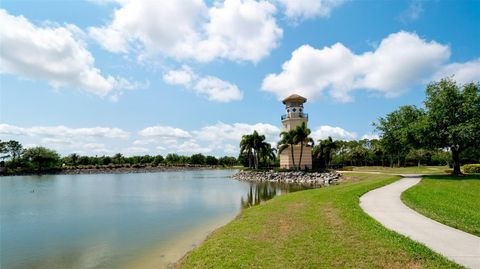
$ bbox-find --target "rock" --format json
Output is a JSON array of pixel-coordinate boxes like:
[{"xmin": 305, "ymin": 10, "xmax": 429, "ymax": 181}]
[{"xmin": 230, "ymin": 170, "xmax": 342, "ymax": 186}]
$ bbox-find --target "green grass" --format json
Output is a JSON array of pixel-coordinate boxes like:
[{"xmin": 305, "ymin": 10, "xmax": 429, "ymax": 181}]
[
  {"xmin": 349, "ymin": 165, "xmax": 449, "ymax": 174},
  {"xmin": 402, "ymin": 174, "xmax": 480, "ymax": 236},
  {"xmin": 178, "ymin": 174, "xmax": 461, "ymax": 268}
]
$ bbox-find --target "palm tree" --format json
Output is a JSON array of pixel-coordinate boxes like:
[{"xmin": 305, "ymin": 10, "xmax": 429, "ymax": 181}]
[
  {"xmin": 293, "ymin": 122, "xmax": 313, "ymax": 170},
  {"xmin": 251, "ymin": 131, "xmax": 266, "ymax": 169},
  {"xmin": 259, "ymin": 142, "xmax": 276, "ymax": 168},
  {"xmin": 278, "ymin": 129, "xmax": 297, "ymax": 169},
  {"xmin": 240, "ymin": 134, "xmax": 254, "ymax": 168},
  {"xmin": 313, "ymin": 136, "xmax": 338, "ymax": 168}
]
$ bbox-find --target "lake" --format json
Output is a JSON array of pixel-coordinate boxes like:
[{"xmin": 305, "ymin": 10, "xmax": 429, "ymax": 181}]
[{"xmin": 0, "ymin": 170, "xmax": 313, "ymax": 269}]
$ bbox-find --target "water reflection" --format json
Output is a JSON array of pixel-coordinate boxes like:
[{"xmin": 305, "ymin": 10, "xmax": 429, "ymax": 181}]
[{"xmin": 241, "ymin": 182, "xmax": 319, "ymax": 208}]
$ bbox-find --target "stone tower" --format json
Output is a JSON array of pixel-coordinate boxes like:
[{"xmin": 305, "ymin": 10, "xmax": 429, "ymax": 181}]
[{"xmin": 279, "ymin": 94, "xmax": 312, "ymax": 169}]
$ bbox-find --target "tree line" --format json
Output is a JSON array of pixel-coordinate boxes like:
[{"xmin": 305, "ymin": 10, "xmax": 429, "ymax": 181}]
[{"xmin": 0, "ymin": 141, "xmax": 238, "ymax": 175}]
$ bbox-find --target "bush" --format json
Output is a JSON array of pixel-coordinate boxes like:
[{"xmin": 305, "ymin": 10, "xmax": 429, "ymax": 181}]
[{"xmin": 462, "ymin": 164, "xmax": 480, "ymax": 173}]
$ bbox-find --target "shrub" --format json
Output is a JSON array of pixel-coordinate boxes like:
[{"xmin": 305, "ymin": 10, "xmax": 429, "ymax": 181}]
[{"xmin": 462, "ymin": 164, "xmax": 480, "ymax": 174}]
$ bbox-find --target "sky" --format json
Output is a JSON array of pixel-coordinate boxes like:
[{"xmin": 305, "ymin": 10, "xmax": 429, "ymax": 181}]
[{"xmin": 0, "ymin": 0, "xmax": 479, "ymax": 157}]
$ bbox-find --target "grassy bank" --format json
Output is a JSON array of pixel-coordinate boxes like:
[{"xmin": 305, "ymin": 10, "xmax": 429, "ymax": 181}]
[
  {"xmin": 347, "ymin": 165, "xmax": 448, "ymax": 174},
  {"xmin": 402, "ymin": 174, "xmax": 480, "ymax": 236},
  {"xmin": 178, "ymin": 174, "xmax": 460, "ymax": 268}
]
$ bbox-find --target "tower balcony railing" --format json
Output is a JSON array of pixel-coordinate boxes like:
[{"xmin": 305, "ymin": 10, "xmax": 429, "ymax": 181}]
[{"xmin": 281, "ymin": 112, "xmax": 308, "ymax": 121}]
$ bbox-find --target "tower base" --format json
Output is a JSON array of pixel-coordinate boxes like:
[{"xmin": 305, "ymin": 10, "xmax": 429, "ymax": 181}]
[{"xmin": 279, "ymin": 145, "xmax": 312, "ymax": 170}]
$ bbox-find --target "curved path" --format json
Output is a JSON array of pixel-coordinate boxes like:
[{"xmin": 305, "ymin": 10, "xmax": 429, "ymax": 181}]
[{"xmin": 360, "ymin": 175, "xmax": 480, "ymax": 269}]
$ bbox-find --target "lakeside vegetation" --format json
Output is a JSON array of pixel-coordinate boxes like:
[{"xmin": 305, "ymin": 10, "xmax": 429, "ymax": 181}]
[
  {"xmin": 402, "ymin": 174, "xmax": 480, "ymax": 236},
  {"xmin": 178, "ymin": 173, "xmax": 460, "ymax": 268},
  {"xmin": 0, "ymin": 142, "xmax": 238, "ymax": 175}
]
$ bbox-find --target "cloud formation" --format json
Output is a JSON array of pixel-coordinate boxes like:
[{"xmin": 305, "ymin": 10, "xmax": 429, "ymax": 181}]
[
  {"xmin": 262, "ymin": 31, "xmax": 458, "ymax": 102},
  {"xmin": 0, "ymin": 9, "xmax": 140, "ymax": 98},
  {"xmin": 89, "ymin": 0, "xmax": 282, "ymax": 63},
  {"xmin": 311, "ymin": 125, "xmax": 357, "ymax": 141},
  {"xmin": 275, "ymin": 0, "xmax": 345, "ymax": 21},
  {"xmin": 163, "ymin": 66, "xmax": 243, "ymax": 102}
]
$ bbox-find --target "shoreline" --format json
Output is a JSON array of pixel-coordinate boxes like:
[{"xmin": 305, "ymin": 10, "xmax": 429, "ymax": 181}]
[
  {"xmin": 123, "ymin": 213, "xmax": 238, "ymax": 269},
  {"xmin": 0, "ymin": 165, "xmax": 236, "ymax": 177}
]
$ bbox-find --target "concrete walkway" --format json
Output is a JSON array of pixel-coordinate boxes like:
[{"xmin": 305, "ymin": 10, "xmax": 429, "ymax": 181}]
[{"xmin": 360, "ymin": 175, "xmax": 480, "ymax": 269}]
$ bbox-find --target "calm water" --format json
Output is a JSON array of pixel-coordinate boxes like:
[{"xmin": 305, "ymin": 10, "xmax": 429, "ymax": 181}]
[{"xmin": 0, "ymin": 170, "xmax": 313, "ymax": 269}]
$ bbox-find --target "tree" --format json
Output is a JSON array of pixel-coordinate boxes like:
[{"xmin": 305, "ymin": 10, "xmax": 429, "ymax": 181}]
[
  {"xmin": 313, "ymin": 136, "xmax": 338, "ymax": 168},
  {"xmin": 165, "ymin": 153, "xmax": 180, "ymax": 164},
  {"xmin": 406, "ymin": 149, "xmax": 431, "ymax": 167},
  {"xmin": 423, "ymin": 78, "xmax": 480, "ymax": 175},
  {"xmin": 1, "ymin": 140, "xmax": 23, "ymax": 160},
  {"xmin": 258, "ymin": 142, "xmax": 276, "ymax": 168},
  {"xmin": 293, "ymin": 122, "xmax": 313, "ymax": 170},
  {"xmin": 375, "ymin": 105, "xmax": 425, "ymax": 167},
  {"xmin": 0, "ymin": 140, "xmax": 9, "ymax": 162},
  {"xmin": 240, "ymin": 134, "xmax": 254, "ymax": 168},
  {"xmin": 205, "ymin": 155, "xmax": 218, "ymax": 165},
  {"xmin": 22, "ymin": 147, "xmax": 60, "ymax": 172},
  {"xmin": 219, "ymin": 156, "xmax": 237, "ymax": 167},
  {"xmin": 278, "ymin": 130, "xmax": 297, "ymax": 169},
  {"xmin": 153, "ymin": 155, "xmax": 164, "ymax": 166},
  {"xmin": 70, "ymin": 153, "xmax": 80, "ymax": 167},
  {"xmin": 190, "ymin": 153, "xmax": 206, "ymax": 165}
]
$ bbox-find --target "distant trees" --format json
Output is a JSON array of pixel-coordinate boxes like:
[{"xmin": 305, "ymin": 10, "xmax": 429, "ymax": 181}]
[
  {"xmin": 0, "ymin": 140, "xmax": 239, "ymax": 175},
  {"xmin": 22, "ymin": 147, "xmax": 60, "ymax": 172}
]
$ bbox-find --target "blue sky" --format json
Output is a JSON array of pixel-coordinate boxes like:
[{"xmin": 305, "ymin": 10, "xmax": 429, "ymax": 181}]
[{"xmin": 1, "ymin": 0, "xmax": 479, "ymax": 156}]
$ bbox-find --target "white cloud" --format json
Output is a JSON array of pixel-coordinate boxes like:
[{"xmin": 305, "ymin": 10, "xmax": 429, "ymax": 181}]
[
  {"xmin": 0, "ymin": 124, "xmax": 130, "ymax": 139},
  {"xmin": 311, "ymin": 125, "xmax": 357, "ymax": 141},
  {"xmin": 275, "ymin": 0, "xmax": 345, "ymax": 21},
  {"xmin": 163, "ymin": 66, "xmax": 197, "ymax": 87},
  {"xmin": 0, "ymin": 9, "xmax": 140, "ymax": 98},
  {"xmin": 0, "ymin": 123, "xmax": 129, "ymax": 155},
  {"xmin": 194, "ymin": 122, "xmax": 280, "ymax": 144},
  {"xmin": 433, "ymin": 59, "xmax": 480, "ymax": 84},
  {"xmin": 175, "ymin": 140, "xmax": 212, "ymax": 154},
  {"xmin": 163, "ymin": 66, "xmax": 243, "ymax": 102},
  {"xmin": 262, "ymin": 31, "xmax": 451, "ymax": 102},
  {"xmin": 89, "ymin": 0, "xmax": 282, "ymax": 63},
  {"xmin": 138, "ymin": 126, "xmax": 191, "ymax": 138}
]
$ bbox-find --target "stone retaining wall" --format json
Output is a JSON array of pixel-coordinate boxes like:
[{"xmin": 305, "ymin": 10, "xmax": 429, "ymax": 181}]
[{"xmin": 231, "ymin": 170, "xmax": 341, "ymax": 185}]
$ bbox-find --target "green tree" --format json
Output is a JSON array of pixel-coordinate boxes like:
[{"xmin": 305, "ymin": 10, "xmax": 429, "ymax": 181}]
[
  {"xmin": 423, "ymin": 78, "xmax": 480, "ymax": 175},
  {"xmin": 313, "ymin": 136, "xmax": 338, "ymax": 168},
  {"xmin": 375, "ymin": 105, "xmax": 425, "ymax": 167},
  {"xmin": 190, "ymin": 153, "xmax": 206, "ymax": 165},
  {"xmin": 205, "ymin": 155, "xmax": 218, "ymax": 165},
  {"xmin": 2, "ymin": 140, "xmax": 23, "ymax": 160},
  {"xmin": 22, "ymin": 147, "xmax": 60, "ymax": 172},
  {"xmin": 240, "ymin": 134, "xmax": 254, "ymax": 168},
  {"xmin": 153, "ymin": 155, "xmax": 164, "ymax": 166}
]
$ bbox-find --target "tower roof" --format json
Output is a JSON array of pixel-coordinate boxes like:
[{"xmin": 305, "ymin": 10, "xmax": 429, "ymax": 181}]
[{"xmin": 282, "ymin": 94, "xmax": 307, "ymax": 104}]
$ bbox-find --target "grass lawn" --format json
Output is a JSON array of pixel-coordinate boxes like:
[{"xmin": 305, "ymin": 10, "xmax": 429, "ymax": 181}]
[
  {"xmin": 349, "ymin": 165, "xmax": 449, "ymax": 174},
  {"xmin": 178, "ymin": 174, "xmax": 460, "ymax": 268},
  {"xmin": 402, "ymin": 174, "xmax": 480, "ymax": 236}
]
